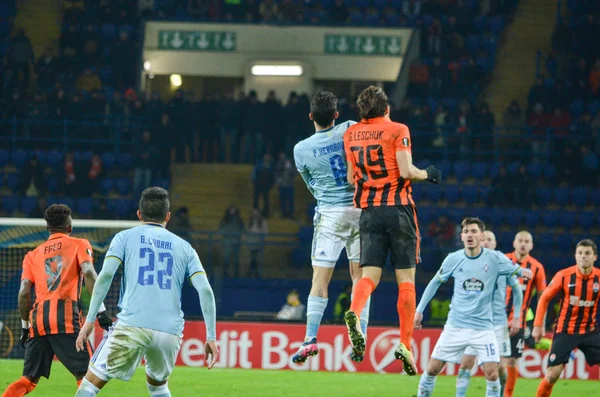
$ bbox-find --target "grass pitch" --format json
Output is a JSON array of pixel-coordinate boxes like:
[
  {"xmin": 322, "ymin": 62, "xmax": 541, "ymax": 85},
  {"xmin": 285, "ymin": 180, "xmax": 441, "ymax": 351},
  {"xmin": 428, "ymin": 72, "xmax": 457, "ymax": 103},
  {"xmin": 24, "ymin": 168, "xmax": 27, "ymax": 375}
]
[{"xmin": 0, "ymin": 359, "xmax": 597, "ymax": 396}]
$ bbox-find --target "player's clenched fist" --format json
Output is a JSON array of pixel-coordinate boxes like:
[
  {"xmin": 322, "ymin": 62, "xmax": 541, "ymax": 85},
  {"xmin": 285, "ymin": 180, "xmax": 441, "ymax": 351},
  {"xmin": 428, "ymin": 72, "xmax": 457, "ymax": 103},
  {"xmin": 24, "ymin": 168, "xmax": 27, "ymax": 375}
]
[
  {"xmin": 414, "ymin": 312, "xmax": 423, "ymax": 330},
  {"xmin": 531, "ymin": 326, "xmax": 544, "ymax": 343},
  {"xmin": 205, "ymin": 340, "xmax": 219, "ymax": 369}
]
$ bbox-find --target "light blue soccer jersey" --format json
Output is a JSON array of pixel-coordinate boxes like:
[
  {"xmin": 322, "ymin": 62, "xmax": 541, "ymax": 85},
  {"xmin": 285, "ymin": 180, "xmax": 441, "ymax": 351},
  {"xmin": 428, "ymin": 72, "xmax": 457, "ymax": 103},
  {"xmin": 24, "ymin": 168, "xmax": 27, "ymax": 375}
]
[
  {"xmin": 493, "ymin": 272, "xmax": 519, "ymax": 326},
  {"xmin": 436, "ymin": 248, "xmax": 520, "ymax": 330},
  {"xmin": 293, "ymin": 120, "xmax": 356, "ymax": 208},
  {"xmin": 105, "ymin": 224, "xmax": 205, "ymax": 336}
]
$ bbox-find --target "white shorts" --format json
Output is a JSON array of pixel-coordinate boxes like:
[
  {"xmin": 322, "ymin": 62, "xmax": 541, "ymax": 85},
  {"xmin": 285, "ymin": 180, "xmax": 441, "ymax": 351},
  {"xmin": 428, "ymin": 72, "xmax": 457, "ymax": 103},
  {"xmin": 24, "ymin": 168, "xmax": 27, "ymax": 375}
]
[
  {"xmin": 90, "ymin": 323, "xmax": 182, "ymax": 382},
  {"xmin": 464, "ymin": 325, "xmax": 511, "ymax": 359},
  {"xmin": 431, "ymin": 326, "xmax": 500, "ymax": 365},
  {"xmin": 311, "ymin": 206, "xmax": 361, "ymax": 267}
]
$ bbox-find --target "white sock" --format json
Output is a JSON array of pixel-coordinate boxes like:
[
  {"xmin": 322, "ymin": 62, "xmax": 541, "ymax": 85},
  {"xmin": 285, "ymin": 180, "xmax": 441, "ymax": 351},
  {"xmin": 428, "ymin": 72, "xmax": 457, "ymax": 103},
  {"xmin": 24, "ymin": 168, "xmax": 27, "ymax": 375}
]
[
  {"xmin": 418, "ymin": 373, "xmax": 437, "ymax": 397},
  {"xmin": 147, "ymin": 382, "xmax": 171, "ymax": 397},
  {"xmin": 306, "ymin": 296, "xmax": 328, "ymax": 339},
  {"xmin": 351, "ymin": 294, "xmax": 371, "ymax": 336},
  {"xmin": 75, "ymin": 378, "xmax": 100, "ymax": 396},
  {"xmin": 456, "ymin": 368, "xmax": 472, "ymax": 397},
  {"xmin": 486, "ymin": 379, "xmax": 501, "ymax": 397}
]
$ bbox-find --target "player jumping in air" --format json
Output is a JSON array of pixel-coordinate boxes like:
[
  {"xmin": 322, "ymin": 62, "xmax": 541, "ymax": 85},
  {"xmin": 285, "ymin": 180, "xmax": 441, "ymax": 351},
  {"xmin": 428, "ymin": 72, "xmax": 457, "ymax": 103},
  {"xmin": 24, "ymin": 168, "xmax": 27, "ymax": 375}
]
[
  {"xmin": 503, "ymin": 231, "xmax": 546, "ymax": 397},
  {"xmin": 73, "ymin": 187, "xmax": 218, "ymax": 397},
  {"xmin": 415, "ymin": 218, "xmax": 532, "ymax": 397},
  {"xmin": 455, "ymin": 230, "xmax": 522, "ymax": 397},
  {"xmin": 292, "ymin": 91, "xmax": 369, "ymax": 364},
  {"xmin": 343, "ymin": 86, "xmax": 441, "ymax": 375},
  {"xmin": 533, "ymin": 239, "xmax": 600, "ymax": 397},
  {"xmin": 2, "ymin": 204, "xmax": 112, "ymax": 397}
]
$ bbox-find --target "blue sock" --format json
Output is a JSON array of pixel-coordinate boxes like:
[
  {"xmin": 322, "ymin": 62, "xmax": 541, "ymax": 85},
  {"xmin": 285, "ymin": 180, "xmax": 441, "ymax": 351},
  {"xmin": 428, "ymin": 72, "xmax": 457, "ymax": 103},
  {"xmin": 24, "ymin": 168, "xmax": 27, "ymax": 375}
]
[
  {"xmin": 456, "ymin": 368, "xmax": 472, "ymax": 397},
  {"xmin": 306, "ymin": 296, "xmax": 328, "ymax": 340},
  {"xmin": 486, "ymin": 379, "xmax": 501, "ymax": 397},
  {"xmin": 147, "ymin": 382, "xmax": 171, "ymax": 397},
  {"xmin": 75, "ymin": 378, "xmax": 100, "ymax": 396},
  {"xmin": 351, "ymin": 294, "xmax": 370, "ymax": 336},
  {"xmin": 418, "ymin": 373, "xmax": 437, "ymax": 397}
]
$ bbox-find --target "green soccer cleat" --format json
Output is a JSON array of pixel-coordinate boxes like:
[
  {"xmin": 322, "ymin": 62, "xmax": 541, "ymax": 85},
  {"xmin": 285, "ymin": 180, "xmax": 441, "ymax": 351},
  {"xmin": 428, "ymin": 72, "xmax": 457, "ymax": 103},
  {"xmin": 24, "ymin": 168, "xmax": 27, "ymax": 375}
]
[
  {"xmin": 344, "ymin": 310, "xmax": 366, "ymax": 354},
  {"xmin": 393, "ymin": 342, "xmax": 418, "ymax": 376}
]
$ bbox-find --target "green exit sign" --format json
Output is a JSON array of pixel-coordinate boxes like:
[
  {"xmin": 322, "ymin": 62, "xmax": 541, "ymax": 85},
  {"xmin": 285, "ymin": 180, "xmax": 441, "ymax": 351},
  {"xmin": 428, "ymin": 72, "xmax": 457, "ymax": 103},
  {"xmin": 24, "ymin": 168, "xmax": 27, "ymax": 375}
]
[
  {"xmin": 158, "ymin": 30, "xmax": 237, "ymax": 52},
  {"xmin": 324, "ymin": 34, "xmax": 403, "ymax": 56}
]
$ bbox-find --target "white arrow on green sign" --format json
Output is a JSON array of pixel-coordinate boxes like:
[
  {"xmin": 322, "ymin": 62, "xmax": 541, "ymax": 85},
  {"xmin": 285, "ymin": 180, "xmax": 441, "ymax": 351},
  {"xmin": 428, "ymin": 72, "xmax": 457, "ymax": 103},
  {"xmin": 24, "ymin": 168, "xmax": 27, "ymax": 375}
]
[
  {"xmin": 158, "ymin": 30, "xmax": 237, "ymax": 52},
  {"xmin": 324, "ymin": 34, "xmax": 402, "ymax": 56}
]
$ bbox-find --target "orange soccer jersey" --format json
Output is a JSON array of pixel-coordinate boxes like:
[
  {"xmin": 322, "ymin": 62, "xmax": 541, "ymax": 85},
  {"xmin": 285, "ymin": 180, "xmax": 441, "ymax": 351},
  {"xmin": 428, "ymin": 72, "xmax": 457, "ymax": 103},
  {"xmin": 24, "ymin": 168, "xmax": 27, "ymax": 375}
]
[
  {"xmin": 505, "ymin": 252, "xmax": 547, "ymax": 329},
  {"xmin": 343, "ymin": 116, "xmax": 415, "ymax": 208},
  {"xmin": 21, "ymin": 233, "xmax": 94, "ymax": 337},
  {"xmin": 535, "ymin": 265, "xmax": 600, "ymax": 335}
]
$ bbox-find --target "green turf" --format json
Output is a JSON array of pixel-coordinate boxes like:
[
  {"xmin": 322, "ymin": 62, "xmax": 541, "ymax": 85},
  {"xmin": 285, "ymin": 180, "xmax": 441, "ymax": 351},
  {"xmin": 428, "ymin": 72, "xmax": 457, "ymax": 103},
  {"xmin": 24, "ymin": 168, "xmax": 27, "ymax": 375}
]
[{"xmin": 0, "ymin": 359, "xmax": 597, "ymax": 396}]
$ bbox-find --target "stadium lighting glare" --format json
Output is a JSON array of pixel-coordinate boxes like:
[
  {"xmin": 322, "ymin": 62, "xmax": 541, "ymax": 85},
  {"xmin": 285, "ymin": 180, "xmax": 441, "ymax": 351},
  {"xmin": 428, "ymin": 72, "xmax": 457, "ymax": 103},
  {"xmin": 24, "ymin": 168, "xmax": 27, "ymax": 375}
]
[
  {"xmin": 143, "ymin": 61, "xmax": 151, "ymax": 71},
  {"xmin": 170, "ymin": 74, "xmax": 182, "ymax": 87},
  {"xmin": 251, "ymin": 65, "xmax": 303, "ymax": 76}
]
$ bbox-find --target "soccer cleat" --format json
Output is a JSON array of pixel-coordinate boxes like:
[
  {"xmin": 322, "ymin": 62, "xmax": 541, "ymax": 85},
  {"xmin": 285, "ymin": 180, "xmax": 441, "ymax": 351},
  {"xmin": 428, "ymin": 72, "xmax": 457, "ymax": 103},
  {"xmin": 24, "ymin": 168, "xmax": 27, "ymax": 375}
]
[
  {"xmin": 350, "ymin": 347, "xmax": 365, "ymax": 363},
  {"xmin": 344, "ymin": 311, "xmax": 366, "ymax": 354},
  {"xmin": 394, "ymin": 342, "xmax": 418, "ymax": 376},
  {"xmin": 292, "ymin": 338, "xmax": 319, "ymax": 364}
]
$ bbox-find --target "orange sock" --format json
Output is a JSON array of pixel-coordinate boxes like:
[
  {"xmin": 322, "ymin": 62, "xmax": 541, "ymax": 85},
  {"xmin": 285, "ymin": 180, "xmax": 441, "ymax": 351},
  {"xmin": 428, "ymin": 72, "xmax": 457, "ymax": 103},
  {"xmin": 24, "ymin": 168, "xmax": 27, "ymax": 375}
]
[
  {"xmin": 536, "ymin": 379, "xmax": 554, "ymax": 397},
  {"xmin": 398, "ymin": 282, "xmax": 416, "ymax": 349},
  {"xmin": 77, "ymin": 379, "xmax": 82, "ymax": 388},
  {"xmin": 504, "ymin": 366, "xmax": 518, "ymax": 397},
  {"xmin": 350, "ymin": 277, "xmax": 375, "ymax": 316},
  {"xmin": 1, "ymin": 377, "xmax": 36, "ymax": 397}
]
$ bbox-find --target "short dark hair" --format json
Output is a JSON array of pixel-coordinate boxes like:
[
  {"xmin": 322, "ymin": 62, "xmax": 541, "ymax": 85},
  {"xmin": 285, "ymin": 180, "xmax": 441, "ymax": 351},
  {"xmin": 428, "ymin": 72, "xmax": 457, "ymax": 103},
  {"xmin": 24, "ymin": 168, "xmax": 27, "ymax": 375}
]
[
  {"xmin": 356, "ymin": 86, "xmax": 389, "ymax": 119},
  {"xmin": 139, "ymin": 187, "xmax": 170, "ymax": 223},
  {"xmin": 310, "ymin": 91, "xmax": 338, "ymax": 127},
  {"xmin": 576, "ymin": 239, "xmax": 598, "ymax": 255},
  {"xmin": 461, "ymin": 217, "xmax": 485, "ymax": 232},
  {"xmin": 44, "ymin": 204, "xmax": 72, "ymax": 230}
]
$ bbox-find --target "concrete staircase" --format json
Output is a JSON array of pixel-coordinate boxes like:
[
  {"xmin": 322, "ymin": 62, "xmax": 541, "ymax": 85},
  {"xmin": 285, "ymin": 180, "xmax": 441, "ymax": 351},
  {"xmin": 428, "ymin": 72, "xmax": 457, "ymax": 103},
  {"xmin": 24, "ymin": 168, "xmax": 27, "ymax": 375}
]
[
  {"xmin": 13, "ymin": 0, "xmax": 63, "ymax": 59},
  {"xmin": 486, "ymin": 0, "xmax": 558, "ymax": 118}
]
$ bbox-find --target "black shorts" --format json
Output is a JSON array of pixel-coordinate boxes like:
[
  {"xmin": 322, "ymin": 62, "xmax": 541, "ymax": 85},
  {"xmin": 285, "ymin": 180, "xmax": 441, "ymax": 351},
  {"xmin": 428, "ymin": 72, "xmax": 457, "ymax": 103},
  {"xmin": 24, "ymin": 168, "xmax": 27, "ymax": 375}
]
[
  {"xmin": 359, "ymin": 205, "xmax": 420, "ymax": 269},
  {"xmin": 547, "ymin": 332, "xmax": 600, "ymax": 367},
  {"xmin": 509, "ymin": 328, "xmax": 526, "ymax": 358},
  {"xmin": 23, "ymin": 334, "xmax": 92, "ymax": 379}
]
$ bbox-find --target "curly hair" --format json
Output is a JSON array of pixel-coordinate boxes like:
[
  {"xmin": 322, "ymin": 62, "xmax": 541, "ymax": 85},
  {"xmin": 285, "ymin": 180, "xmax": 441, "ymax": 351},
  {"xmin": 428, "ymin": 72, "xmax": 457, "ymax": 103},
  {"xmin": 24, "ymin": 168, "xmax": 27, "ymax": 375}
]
[
  {"xmin": 44, "ymin": 204, "xmax": 72, "ymax": 230},
  {"xmin": 356, "ymin": 86, "xmax": 389, "ymax": 120}
]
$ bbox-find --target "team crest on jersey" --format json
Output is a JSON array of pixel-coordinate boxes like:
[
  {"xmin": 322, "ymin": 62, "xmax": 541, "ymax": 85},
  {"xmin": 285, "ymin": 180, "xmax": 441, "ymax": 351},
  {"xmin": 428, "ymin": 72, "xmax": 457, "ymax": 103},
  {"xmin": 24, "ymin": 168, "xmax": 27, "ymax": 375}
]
[
  {"xmin": 86, "ymin": 248, "xmax": 93, "ymax": 257},
  {"xmin": 463, "ymin": 278, "xmax": 484, "ymax": 293},
  {"xmin": 593, "ymin": 283, "xmax": 599, "ymax": 293},
  {"xmin": 549, "ymin": 354, "xmax": 556, "ymax": 362},
  {"xmin": 402, "ymin": 137, "xmax": 410, "ymax": 147}
]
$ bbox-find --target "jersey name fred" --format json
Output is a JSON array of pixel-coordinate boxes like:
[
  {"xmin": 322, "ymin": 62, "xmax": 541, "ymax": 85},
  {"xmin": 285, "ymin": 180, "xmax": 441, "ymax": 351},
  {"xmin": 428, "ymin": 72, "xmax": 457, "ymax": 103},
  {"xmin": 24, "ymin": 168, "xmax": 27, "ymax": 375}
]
[{"xmin": 140, "ymin": 235, "xmax": 173, "ymax": 250}]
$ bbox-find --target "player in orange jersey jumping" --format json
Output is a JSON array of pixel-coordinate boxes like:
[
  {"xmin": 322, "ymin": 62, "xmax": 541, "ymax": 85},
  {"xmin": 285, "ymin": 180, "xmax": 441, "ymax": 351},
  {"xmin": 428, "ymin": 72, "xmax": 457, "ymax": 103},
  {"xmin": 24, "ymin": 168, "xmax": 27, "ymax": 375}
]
[
  {"xmin": 1, "ymin": 204, "xmax": 112, "ymax": 397},
  {"xmin": 533, "ymin": 239, "xmax": 600, "ymax": 397}
]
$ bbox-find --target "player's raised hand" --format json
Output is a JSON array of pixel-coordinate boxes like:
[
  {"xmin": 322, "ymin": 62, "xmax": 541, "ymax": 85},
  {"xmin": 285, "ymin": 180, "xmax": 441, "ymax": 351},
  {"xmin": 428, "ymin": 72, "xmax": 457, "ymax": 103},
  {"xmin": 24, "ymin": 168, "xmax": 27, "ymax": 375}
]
[
  {"xmin": 414, "ymin": 312, "xmax": 423, "ymax": 329},
  {"xmin": 532, "ymin": 326, "xmax": 544, "ymax": 343},
  {"xmin": 76, "ymin": 321, "xmax": 94, "ymax": 352},
  {"xmin": 509, "ymin": 317, "xmax": 521, "ymax": 336},
  {"xmin": 205, "ymin": 340, "xmax": 219, "ymax": 370},
  {"xmin": 520, "ymin": 268, "xmax": 533, "ymax": 279}
]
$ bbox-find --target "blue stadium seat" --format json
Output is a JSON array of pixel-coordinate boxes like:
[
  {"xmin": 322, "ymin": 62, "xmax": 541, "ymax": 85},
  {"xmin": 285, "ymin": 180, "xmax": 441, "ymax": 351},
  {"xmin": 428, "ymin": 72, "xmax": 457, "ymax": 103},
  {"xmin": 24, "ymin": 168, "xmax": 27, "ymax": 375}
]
[
  {"xmin": 74, "ymin": 151, "xmax": 93, "ymax": 163},
  {"xmin": 444, "ymin": 185, "xmax": 460, "ymax": 204},
  {"xmin": 415, "ymin": 159, "xmax": 429, "ymax": 170},
  {"xmin": 523, "ymin": 212, "xmax": 540, "ymax": 229},
  {"xmin": 427, "ymin": 186, "xmax": 441, "ymax": 202},
  {"xmin": 541, "ymin": 212, "xmax": 558, "ymax": 228},
  {"xmin": 507, "ymin": 161, "xmax": 520, "ymax": 175},
  {"xmin": 100, "ymin": 178, "xmax": 114, "ymax": 194},
  {"xmin": 536, "ymin": 232, "xmax": 555, "ymax": 249},
  {"xmin": 535, "ymin": 188, "xmax": 552, "ymax": 206},
  {"xmin": 557, "ymin": 212, "xmax": 576, "ymax": 229},
  {"xmin": 543, "ymin": 165, "xmax": 556, "ymax": 179},
  {"xmin": 471, "ymin": 162, "xmax": 489, "ymax": 179},
  {"xmin": 462, "ymin": 188, "xmax": 478, "ymax": 204},
  {"xmin": 473, "ymin": 15, "xmax": 487, "ymax": 32},
  {"xmin": 489, "ymin": 16, "xmax": 505, "ymax": 34},
  {"xmin": 527, "ymin": 163, "xmax": 544, "ymax": 179},
  {"xmin": 76, "ymin": 198, "xmax": 95, "ymax": 216},
  {"xmin": 11, "ymin": 149, "xmax": 29, "ymax": 168},
  {"xmin": 0, "ymin": 149, "xmax": 9, "ymax": 167},
  {"xmin": 153, "ymin": 178, "xmax": 170, "ymax": 190},
  {"xmin": 20, "ymin": 196, "xmax": 37, "ymax": 215},
  {"xmin": 100, "ymin": 24, "xmax": 117, "ymax": 41},
  {"xmin": 118, "ymin": 153, "xmax": 133, "ymax": 170},
  {"xmin": 578, "ymin": 213, "xmax": 595, "ymax": 229},
  {"xmin": 489, "ymin": 162, "xmax": 501, "ymax": 178},
  {"xmin": 589, "ymin": 189, "xmax": 600, "ymax": 206},
  {"xmin": 504, "ymin": 209, "xmax": 522, "ymax": 229},
  {"xmin": 56, "ymin": 197, "xmax": 75, "ymax": 208},
  {"xmin": 571, "ymin": 187, "xmax": 588, "ymax": 207},
  {"xmin": 47, "ymin": 151, "xmax": 63, "ymax": 167},
  {"xmin": 553, "ymin": 187, "xmax": 570, "ymax": 207},
  {"xmin": 6, "ymin": 173, "xmax": 19, "ymax": 191},
  {"xmin": 2, "ymin": 196, "xmax": 18, "ymax": 214},
  {"xmin": 498, "ymin": 231, "xmax": 514, "ymax": 245},
  {"xmin": 488, "ymin": 209, "xmax": 504, "ymax": 228},
  {"xmin": 115, "ymin": 178, "xmax": 132, "ymax": 195},
  {"xmin": 453, "ymin": 160, "xmax": 471, "ymax": 182},
  {"xmin": 478, "ymin": 186, "xmax": 492, "ymax": 201},
  {"xmin": 101, "ymin": 152, "xmax": 116, "ymax": 169},
  {"xmin": 437, "ymin": 160, "xmax": 452, "ymax": 178},
  {"xmin": 47, "ymin": 177, "xmax": 59, "ymax": 193},
  {"xmin": 32, "ymin": 150, "xmax": 47, "ymax": 165}
]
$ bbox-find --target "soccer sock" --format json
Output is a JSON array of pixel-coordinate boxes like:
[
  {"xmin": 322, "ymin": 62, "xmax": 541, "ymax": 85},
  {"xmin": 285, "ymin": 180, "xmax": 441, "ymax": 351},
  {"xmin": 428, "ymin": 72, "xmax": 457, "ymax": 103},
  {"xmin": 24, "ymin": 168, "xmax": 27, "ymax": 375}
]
[
  {"xmin": 349, "ymin": 278, "xmax": 375, "ymax": 317},
  {"xmin": 305, "ymin": 296, "xmax": 328, "ymax": 340},
  {"xmin": 74, "ymin": 378, "xmax": 99, "ymax": 397},
  {"xmin": 359, "ymin": 296, "xmax": 371, "ymax": 336},
  {"xmin": 417, "ymin": 373, "xmax": 437, "ymax": 397},
  {"xmin": 499, "ymin": 369, "xmax": 507, "ymax": 396},
  {"xmin": 398, "ymin": 282, "xmax": 416, "ymax": 348},
  {"xmin": 147, "ymin": 382, "xmax": 171, "ymax": 397},
  {"xmin": 456, "ymin": 368, "xmax": 472, "ymax": 397},
  {"xmin": 1, "ymin": 377, "xmax": 36, "ymax": 397},
  {"xmin": 504, "ymin": 366, "xmax": 518, "ymax": 397},
  {"xmin": 486, "ymin": 379, "xmax": 501, "ymax": 397},
  {"xmin": 536, "ymin": 379, "xmax": 554, "ymax": 397},
  {"xmin": 77, "ymin": 380, "xmax": 83, "ymax": 388}
]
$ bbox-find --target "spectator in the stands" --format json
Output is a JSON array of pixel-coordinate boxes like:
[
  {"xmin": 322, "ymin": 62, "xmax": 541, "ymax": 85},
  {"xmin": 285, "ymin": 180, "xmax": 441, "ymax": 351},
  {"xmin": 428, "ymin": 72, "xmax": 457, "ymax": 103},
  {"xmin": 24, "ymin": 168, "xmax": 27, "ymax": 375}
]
[
  {"xmin": 50, "ymin": 86, "xmax": 69, "ymax": 118},
  {"xmin": 28, "ymin": 197, "xmax": 47, "ymax": 218},
  {"xmin": 402, "ymin": 0, "xmax": 421, "ymax": 18},
  {"xmin": 556, "ymin": 145, "xmax": 581, "ymax": 186},
  {"xmin": 330, "ymin": 0, "xmax": 348, "ymax": 24},
  {"xmin": 241, "ymin": 91, "xmax": 264, "ymax": 162},
  {"xmin": 259, "ymin": 0, "xmax": 279, "ymax": 22},
  {"xmin": 248, "ymin": 208, "xmax": 268, "ymax": 277},
  {"xmin": 589, "ymin": 60, "xmax": 600, "ymax": 95},
  {"xmin": 63, "ymin": 152, "xmax": 78, "ymax": 197},
  {"xmin": 35, "ymin": 46, "xmax": 59, "ymax": 94},
  {"xmin": 133, "ymin": 130, "xmax": 158, "ymax": 198},
  {"xmin": 7, "ymin": 29, "xmax": 35, "ymax": 91},
  {"xmin": 474, "ymin": 102, "xmax": 495, "ymax": 152},
  {"xmin": 219, "ymin": 204, "xmax": 245, "ymax": 277},
  {"xmin": 81, "ymin": 154, "xmax": 103, "ymax": 196},
  {"xmin": 112, "ymin": 30, "xmax": 135, "ymax": 89},
  {"xmin": 59, "ymin": 24, "xmax": 81, "ymax": 76},
  {"xmin": 82, "ymin": 24, "xmax": 100, "ymax": 65},
  {"xmin": 218, "ymin": 92, "xmax": 241, "ymax": 163},
  {"xmin": 275, "ymin": 152, "xmax": 295, "ymax": 219},
  {"xmin": 513, "ymin": 165, "xmax": 534, "ymax": 208},
  {"xmin": 20, "ymin": 156, "xmax": 45, "ymax": 197},
  {"xmin": 490, "ymin": 166, "xmax": 513, "ymax": 207},
  {"xmin": 223, "ymin": 0, "xmax": 246, "ymax": 21},
  {"xmin": 427, "ymin": 18, "xmax": 442, "ymax": 55},
  {"xmin": 253, "ymin": 153, "xmax": 275, "ymax": 218},
  {"xmin": 94, "ymin": 199, "xmax": 114, "ymax": 220},
  {"xmin": 153, "ymin": 112, "xmax": 174, "ymax": 177},
  {"xmin": 549, "ymin": 107, "xmax": 571, "ymax": 139},
  {"xmin": 276, "ymin": 290, "xmax": 305, "ymax": 320},
  {"xmin": 409, "ymin": 59, "xmax": 429, "ymax": 97},
  {"xmin": 169, "ymin": 206, "xmax": 193, "ymax": 242},
  {"xmin": 428, "ymin": 215, "xmax": 456, "ymax": 265},
  {"xmin": 263, "ymin": 90, "xmax": 282, "ymax": 153},
  {"xmin": 279, "ymin": 0, "xmax": 299, "ymax": 21},
  {"xmin": 527, "ymin": 103, "xmax": 550, "ymax": 162},
  {"xmin": 76, "ymin": 68, "xmax": 102, "ymax": 93},
  {"xmin": 528, "ymin": 77, "xmax": 549, "ymax": 110},
  {"xmin": 581, "ymin": 145, "xmax": 599, "ymax": 185},
  {"xmin": 429, "ymin": 57, "xmax": 445, "ymax": 96},
  {"xmin": 501, "ymin": 100, "xmax": 525, "ymax": 155}
]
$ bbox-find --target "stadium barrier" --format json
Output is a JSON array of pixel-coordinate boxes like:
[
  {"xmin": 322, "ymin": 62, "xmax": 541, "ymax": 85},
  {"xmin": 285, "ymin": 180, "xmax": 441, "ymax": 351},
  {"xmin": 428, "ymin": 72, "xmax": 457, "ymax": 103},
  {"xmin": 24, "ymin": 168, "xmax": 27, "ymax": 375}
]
[{"xmin": 91, "ymin": 321, "xmax": 598, "ymax": 379}]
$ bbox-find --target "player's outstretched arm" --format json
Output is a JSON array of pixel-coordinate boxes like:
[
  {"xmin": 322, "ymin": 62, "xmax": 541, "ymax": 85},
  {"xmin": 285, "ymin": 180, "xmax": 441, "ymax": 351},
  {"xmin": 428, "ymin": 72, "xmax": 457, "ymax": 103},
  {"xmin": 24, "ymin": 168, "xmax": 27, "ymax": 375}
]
[
  {"xmin": 532, "ymin": 276, "xmax": 562, "ymax": 342},
  {"xmin": 191, "ymin": 273, "xmax": 219, "ymax": 369},
  {"xmin": 396, "ymin": 151, "xmax": 441, "ymax": 184},
  {"xmin": 415, "ymin": 276, "xmax": 443, "ymax": 329}
]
